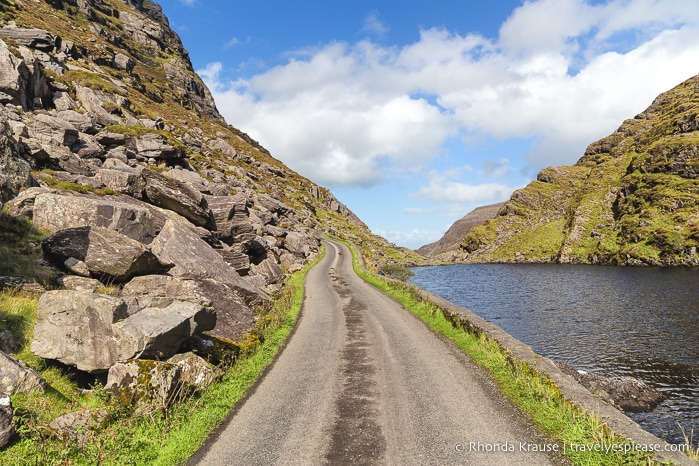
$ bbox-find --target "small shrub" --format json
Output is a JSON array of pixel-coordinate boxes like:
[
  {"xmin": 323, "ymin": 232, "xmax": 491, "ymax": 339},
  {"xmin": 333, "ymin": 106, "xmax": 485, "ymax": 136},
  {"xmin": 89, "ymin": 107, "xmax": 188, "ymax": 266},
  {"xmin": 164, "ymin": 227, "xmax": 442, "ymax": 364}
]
[{"xmin": 378, "ymin": 263, "xmax": 414, "ymax": 282}]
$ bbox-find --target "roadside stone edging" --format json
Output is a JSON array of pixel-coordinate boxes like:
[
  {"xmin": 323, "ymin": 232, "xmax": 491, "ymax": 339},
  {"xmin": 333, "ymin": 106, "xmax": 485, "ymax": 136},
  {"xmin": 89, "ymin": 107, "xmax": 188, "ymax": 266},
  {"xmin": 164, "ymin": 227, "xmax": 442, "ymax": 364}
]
[{"xmin": 410, "ymin": 286, "xmax": 697, "ymax": 466}]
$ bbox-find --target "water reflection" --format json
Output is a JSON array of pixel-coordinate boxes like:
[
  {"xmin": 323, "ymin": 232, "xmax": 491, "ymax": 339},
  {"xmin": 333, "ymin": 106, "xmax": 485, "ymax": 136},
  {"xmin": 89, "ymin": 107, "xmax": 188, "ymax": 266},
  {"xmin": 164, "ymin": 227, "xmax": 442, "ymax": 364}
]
[{"xmin": 409, "ymin": 264, "xmax": 699, "ymax": 444}]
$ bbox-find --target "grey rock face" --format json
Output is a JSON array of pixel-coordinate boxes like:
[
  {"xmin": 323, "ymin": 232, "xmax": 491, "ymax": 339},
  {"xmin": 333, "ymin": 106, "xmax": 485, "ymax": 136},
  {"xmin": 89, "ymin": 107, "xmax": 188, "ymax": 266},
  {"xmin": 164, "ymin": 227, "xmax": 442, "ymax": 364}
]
[
  {"xmin": 131, "ymin": 133, "xmax": 182, "ymax": 159},
  {"xmin": 0, "ymin": 393, "xmax": 13, "ymax": 448},
  {"xmin": 0, "ymin": 28, "xmax": 58, "ymax": 52},
  {"xmin": 143, "ymin": 171, "xmax": 213, "ymax": 228},
  {"xmin": 31, "ymin": 290, "xmax": 215, "ymax": 373},
  {"xmin": 150, "ymin": 218, "xmax": 269, "ymax": 307},
  {"xmin": 42, "ymin": 226, "xmax": 172, "ymax": 283},
  {"xmin": 32, "ymin": 192, "xmax": 167, "ymax": 244},
  {"xmin": 0, "ymin": 110, "xmax": 32, "ymax": 205},
  {"xmin": 206, "ymin": 194, "xmax": 255, "ymax": 247},
  {"xmin": 121, "ymin": 274, "xmax": 255, "ymax": 342},
  {"xmin": 0, "ymin": 351, "xmax": 46, "ymax": 395}
]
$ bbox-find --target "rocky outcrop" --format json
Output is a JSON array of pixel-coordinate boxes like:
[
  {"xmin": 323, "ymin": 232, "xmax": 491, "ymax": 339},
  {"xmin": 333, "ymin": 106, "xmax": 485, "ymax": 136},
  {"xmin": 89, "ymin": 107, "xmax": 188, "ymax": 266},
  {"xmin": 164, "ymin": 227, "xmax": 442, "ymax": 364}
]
[
  {"xmin": 553, "ymin": 361, "xmax": 666, "ymax": 412},
  {"xmin": 0, "ymin": 0, "xmax": 417, "ymax": 382},
  {"xmin": 42, "ymin": 226, "xmax": 172, "ymax": 282},
  {"xmin": 149, "ymin": 218, "xmax": 269, "ymax": 306},
  {"xmin": 122, "ymin": 275, "xmax": 255, "ymax": 342},
  {"xmin": 30, "ymin": 291, "xmax": 215, "ymax": 373},
  {"xmin": 461, "ymin": 75, "xmax": 699, "ymax": 266},
  {"xmin": 0, "ymin": 109, "xmax": 32, "ymax": 205}
]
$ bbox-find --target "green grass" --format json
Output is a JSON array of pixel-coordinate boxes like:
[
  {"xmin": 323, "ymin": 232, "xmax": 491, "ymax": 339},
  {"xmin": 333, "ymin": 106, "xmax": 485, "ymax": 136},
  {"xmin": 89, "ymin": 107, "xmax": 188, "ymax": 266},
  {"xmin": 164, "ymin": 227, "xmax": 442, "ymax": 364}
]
[
  {"xmin": 0, "ymin": 213, "xmax": 55, "ymax": 284},
  {"xmin": 0, "ymin": 248, "xmax": 323, "ymax": 465},
  {"xmin": 340, "ymin": 239, "xmax": 661, "ymax": 466}
]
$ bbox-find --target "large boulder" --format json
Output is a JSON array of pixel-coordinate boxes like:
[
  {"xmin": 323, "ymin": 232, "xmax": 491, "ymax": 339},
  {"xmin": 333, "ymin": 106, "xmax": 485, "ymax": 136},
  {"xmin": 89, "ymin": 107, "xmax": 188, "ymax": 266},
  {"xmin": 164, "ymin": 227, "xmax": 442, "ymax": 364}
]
[
  {"xmin": 0, "ymin": 28, "xmax": 58, "ymax": 52},
  {"xmin": 115, "ymin": 301, "xmax": 216, "ymax": 360},
  {"xmin": 2, "ymin": 187, "xmax": 52, "ymax": 218},
  {"xmin": 0, "ymin": 393, "xmax": 13, "ymax": 448},
  {"xmin": 106, "ymin": 353, "xmax": 221, "ymax": 408},
  {"xmin": 122, "ymin": 275, "xmax": 256, "ymax": 342},
  {"xmin": 93, "ymin": 168, "xmax": 144, "ymax": 196},
  {"xmin": 143, "ymin": 171, "xmax": 213, "ymax": 228},
  {"xmin": 150, "ymin": 219, "xmax": 269, "ymax": 307},
  {"xmin": 42, "ymin": 226, "xmax": 172, "ymax": 283},
  {"xmin": 31, "ymin": 291, "xmax": 215, "ymax": 373},
  {"xmin": 130, "ymin": 133, "xmax": 182, "ymax": 160},
  {"xmin": 32, "ymin": 192, "xmax": 167, "ymax": 244},
  {"xmin": 206, "ymin": 194, "xmax": 255, "ymax": 246},
  {"xmin": 283, "ymin": 231, "xmax": 319, "ymax": 258},
  {"xmin": 29, "ymin": 113, "xmax": 79, "ymax": 147},
  {"xmin": 0, "ymin": 351, "xmax": 46, "ymax": 395}
]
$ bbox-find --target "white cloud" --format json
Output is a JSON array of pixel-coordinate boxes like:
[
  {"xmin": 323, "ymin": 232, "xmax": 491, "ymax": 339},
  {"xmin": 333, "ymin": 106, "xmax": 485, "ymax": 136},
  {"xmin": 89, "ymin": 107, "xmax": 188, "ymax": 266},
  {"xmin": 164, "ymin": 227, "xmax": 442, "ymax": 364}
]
[
  {"xmin": 361, "ymin": 11, "xmax": 389, "ymax": 37},
  {"xmin": 200, "ymin": 0, "xmax": 699, "ymax": 189},
  {"xmin": 373, "ymin": 228, "xmax": 443, "ymax": 249},
  {"xmin": 179, "ymin": 0, "xmax": 196, "ymax": 6},
  {"xmin": 414, "ymin": 179, "xmax": 517, "ymax": 204}
]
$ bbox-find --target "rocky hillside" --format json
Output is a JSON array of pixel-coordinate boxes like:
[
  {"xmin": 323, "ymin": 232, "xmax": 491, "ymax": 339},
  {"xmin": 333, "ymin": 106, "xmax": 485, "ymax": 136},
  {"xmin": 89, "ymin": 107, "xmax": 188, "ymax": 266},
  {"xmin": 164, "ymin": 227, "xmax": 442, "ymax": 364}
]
[
  {"xmin": 0, "ymin": 0, "xmax": 422, "ymax": 380},
  {"xmin": 460, "ymin": 74, "xmax": 699, "ymax": 266},
  {"xmin": 416, "ymin": 202, "xmax": 503, "ymax": 261}
]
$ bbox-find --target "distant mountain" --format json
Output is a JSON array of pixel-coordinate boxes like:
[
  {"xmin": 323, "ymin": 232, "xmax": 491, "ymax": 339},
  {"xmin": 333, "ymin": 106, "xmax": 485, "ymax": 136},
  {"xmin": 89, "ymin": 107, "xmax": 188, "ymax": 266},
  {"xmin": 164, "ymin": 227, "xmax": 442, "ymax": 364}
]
[
  {"xmin": 416, "ymin": 202, "xmax": 504, "ymax": 260},
  {"xmin": 460, "ymin": 75, "xmax": 699, "ymax": 266}
]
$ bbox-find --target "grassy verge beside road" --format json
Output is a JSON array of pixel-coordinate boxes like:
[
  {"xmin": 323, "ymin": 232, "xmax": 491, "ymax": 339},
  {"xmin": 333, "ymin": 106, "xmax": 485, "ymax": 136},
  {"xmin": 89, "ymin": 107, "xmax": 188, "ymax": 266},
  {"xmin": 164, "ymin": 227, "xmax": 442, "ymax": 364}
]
[{"xmin": 341, "ymin": 239, "xmax": 661, "ymax": 466}]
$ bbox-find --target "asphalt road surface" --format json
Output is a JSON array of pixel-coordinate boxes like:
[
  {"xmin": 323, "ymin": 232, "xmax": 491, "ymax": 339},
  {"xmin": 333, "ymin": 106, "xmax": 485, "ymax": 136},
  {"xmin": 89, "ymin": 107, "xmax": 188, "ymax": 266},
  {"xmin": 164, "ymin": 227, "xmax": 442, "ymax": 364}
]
[{"xmin": 190, "ymin": 239, "xmax": 563, "ymax": 465}]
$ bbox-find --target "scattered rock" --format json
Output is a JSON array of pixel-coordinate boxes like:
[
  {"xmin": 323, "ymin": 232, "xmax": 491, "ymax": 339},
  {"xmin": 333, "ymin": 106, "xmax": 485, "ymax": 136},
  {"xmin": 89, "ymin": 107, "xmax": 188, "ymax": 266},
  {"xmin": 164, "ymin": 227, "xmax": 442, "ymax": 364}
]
[
  {"xmin": 48, "ymin": 408, "xmax": 109, "ymax": 447},
  {"xmin": 57, "ymin": 275, "xmax": 104, "ymax": 292},
  {"xmin": 553, "ymin": 360, "xmax": 666, "ymax": 412},
  {"xmin": 0, "ymin": 350, "xmax": 46, "ymax": 395},
  {"xmin": 143, "ymin": 171, "xmax": 213, "ymax": 228},
  {"xmin": 0, "ymin": 393, "xmax": 13, "ymax": 448},
  {"xmin": 0, "ymin": 331, "xmax": 18, "ymax": 355}
]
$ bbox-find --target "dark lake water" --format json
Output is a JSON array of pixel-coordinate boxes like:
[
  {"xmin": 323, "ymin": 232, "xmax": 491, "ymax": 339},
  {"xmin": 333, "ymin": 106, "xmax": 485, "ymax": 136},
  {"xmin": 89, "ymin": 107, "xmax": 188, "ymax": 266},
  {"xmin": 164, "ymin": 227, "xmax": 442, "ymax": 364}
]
[{"xmin": 409, "ymin": 264, "xmax": 699, "ymax": 445}]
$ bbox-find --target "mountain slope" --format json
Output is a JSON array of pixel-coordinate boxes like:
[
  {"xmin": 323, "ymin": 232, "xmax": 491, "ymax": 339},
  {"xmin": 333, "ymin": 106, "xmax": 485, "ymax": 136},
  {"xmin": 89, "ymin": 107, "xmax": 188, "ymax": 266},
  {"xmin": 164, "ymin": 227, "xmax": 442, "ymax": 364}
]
[
  {"xmin": 0, "ymin": 0, "xmax": 421, "ymax": 271},
  {"xmin": 0, "ymin": 0, "xmax": 426, "ymax": 367},
  {"xmin": 461, "ymin": 75, "xmax": 699, "ymax": 266},
  {"xmin": 416, "ymin": 202, "xmax": 503, "ymax": 260}
]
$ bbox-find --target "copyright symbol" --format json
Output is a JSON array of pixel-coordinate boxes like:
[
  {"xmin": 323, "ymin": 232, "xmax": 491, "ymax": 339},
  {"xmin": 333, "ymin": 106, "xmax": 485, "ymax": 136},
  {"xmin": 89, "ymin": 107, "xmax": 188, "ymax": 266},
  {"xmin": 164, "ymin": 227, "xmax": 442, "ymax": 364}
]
[{"xmin": 454, "ymin": 443, "xmax": 465, "ymax": 453}]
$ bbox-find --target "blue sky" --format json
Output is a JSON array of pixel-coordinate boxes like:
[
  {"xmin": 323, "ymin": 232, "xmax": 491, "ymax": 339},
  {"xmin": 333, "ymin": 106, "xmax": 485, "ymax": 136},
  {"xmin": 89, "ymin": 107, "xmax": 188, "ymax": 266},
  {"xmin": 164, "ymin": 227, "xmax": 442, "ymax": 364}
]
[{"xmin": 158, "ymin": 0, "xmax": 699, "ymax": 249}]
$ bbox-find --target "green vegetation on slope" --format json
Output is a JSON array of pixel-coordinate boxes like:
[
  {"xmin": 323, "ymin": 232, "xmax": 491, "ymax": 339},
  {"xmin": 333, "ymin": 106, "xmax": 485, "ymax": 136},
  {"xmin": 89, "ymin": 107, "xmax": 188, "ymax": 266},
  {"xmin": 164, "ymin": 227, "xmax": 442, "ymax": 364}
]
[{"xmin": 461, "ymin": 75, "xmax": 699, "ymax": 266}]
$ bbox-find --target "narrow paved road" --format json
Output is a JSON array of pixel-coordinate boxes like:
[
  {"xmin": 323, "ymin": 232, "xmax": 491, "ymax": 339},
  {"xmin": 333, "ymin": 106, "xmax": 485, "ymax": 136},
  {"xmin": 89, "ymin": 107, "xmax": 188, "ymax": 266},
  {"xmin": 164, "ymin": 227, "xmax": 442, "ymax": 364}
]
[{"xmin": 190, "ymin": 240, "xmax": 562, "ymax": 465}]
